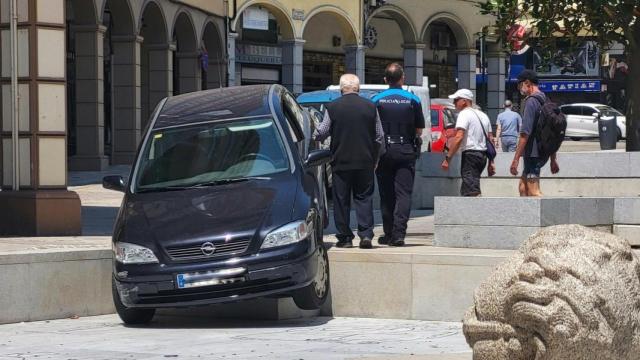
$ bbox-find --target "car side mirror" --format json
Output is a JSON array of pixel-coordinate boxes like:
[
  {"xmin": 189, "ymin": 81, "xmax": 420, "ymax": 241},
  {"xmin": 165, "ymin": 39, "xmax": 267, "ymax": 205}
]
[
  {"xmin": 304, "ymin": 149, "xmax": 332, "ymax": 168},
  {"xmin": 103, "ymin": 175, "xmax": 126, "ymax": 192},
  {"xmin": 592, "ymin": 112, "xmax": 600, "ymax": 118}
]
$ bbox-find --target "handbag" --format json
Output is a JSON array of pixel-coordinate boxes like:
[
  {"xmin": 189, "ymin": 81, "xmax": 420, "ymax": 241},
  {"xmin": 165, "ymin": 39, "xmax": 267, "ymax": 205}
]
[{"xmin": 471, "ymin": 110, "xmax": 497, "ymax": 161}]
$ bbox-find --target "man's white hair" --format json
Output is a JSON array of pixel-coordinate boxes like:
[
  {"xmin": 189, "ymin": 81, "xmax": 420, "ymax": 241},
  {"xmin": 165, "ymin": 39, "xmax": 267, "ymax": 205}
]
[{"xmin": 339, "ymin": 74, "xmax": 360, "ymax": 94}]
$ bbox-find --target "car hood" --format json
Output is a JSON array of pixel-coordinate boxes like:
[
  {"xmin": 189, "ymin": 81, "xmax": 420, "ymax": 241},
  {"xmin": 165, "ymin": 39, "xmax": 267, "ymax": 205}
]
[{"xmin": 118, "ymin": 176, "xmax": 298, "ymax": 251}]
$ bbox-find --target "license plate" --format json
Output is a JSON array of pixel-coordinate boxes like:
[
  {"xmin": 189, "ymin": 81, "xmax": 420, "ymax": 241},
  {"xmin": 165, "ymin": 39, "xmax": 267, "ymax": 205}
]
[{"xmin": 176, "ymin": 267, "xmax": 246, "ymax": 289}]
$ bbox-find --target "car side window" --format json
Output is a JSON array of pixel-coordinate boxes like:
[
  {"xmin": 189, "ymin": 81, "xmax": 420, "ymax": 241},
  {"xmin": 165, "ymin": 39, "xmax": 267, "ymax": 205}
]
[
  {"xmin": 562, "ymin": 106, "xmax": 578, "ymax": 116},
  {"xmin": 282, "ymin": 94, "xmax": 305, "ymax": 142}
]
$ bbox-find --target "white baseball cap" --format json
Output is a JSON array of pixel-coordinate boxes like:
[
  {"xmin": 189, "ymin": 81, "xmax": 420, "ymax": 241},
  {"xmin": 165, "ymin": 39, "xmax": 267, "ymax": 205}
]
[{"xmin": 448, "ymin": 89, "xmax": 474, "ymax": 101}]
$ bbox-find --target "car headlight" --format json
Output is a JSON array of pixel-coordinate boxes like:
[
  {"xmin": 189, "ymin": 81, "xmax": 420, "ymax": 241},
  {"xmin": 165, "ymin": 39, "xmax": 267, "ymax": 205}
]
[
  {"xmin": 114, "ymin": 242, "xmax": 159, "ymax": 264},
  {"xmin": 261, "ymin": 219, "xmax": 313, "ymax": 249}
]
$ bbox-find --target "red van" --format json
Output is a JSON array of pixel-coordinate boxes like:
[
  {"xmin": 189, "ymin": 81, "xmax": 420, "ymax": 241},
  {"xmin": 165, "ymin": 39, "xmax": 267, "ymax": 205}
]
[{"xmin": 430, "ymin": 101, "xmax": 457, "ymax": 152}]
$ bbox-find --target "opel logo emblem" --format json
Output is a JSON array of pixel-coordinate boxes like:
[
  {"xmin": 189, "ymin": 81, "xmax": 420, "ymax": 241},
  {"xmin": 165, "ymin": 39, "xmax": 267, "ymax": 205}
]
[{"xmin": 201, "ymin": 242, "xmax": 216, "ymax": 256}]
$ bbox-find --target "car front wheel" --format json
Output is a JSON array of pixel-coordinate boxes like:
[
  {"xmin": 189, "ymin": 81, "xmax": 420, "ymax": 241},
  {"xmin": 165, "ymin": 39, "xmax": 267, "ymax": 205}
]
[
  {"xmin": 292, "ymin": 226, "xmax": 330, "ymax": 310},
  {"xmin": 112, "ymin": 278, "xmax": 155, "ymax": 325}
]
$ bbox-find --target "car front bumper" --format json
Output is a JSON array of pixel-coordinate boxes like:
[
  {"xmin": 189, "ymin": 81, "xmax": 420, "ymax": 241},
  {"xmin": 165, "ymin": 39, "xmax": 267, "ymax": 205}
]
[{"xmin": 113, "ymin": 239, "xmax": 319, "ymax": 308}]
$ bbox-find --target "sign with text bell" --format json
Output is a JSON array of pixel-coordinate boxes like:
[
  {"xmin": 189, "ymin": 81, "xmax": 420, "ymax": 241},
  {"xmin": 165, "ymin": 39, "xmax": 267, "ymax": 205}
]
[{"xmin": 243, "ymin": 7, "xmax": 269, "ymax": 31}]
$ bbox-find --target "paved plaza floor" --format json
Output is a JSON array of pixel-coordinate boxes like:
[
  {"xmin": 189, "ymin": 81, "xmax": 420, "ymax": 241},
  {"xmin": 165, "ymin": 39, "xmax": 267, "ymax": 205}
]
[{"xmin": 0, "ymin": 315, "xmax": 471, "ymax": 360}]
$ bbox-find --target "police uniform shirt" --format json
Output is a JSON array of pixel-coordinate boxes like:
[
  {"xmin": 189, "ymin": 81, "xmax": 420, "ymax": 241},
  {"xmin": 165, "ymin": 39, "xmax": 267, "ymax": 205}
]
[{"xmin": 372, "ymin": 88, "xmax": 426, "ymax": 140}]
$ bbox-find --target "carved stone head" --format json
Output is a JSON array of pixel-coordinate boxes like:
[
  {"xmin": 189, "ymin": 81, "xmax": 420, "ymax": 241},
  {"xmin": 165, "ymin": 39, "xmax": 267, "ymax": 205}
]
[{"xmin": 463, "ymin": 225, "xmax": 640, "ymax": 360}]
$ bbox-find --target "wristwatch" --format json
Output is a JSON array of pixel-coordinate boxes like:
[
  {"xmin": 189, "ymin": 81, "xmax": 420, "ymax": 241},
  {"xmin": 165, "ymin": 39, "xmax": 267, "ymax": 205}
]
[{"xmin": 445, "ymin": 155, "xmax": 451, "ymax": 162}]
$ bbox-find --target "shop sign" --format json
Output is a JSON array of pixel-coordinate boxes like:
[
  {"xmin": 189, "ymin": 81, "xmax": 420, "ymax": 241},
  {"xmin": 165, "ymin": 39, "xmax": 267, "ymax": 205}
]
[
  {"xmin": 236, "ymin": 43, "xmax": 282, "ymax": 65},
  {"xmin": 539, "ymin": 80, "xmax": 601, "ymax": 93},
  {"xmin": 243, "ymin": 7, "xmax": 269, "ymax": 30}
]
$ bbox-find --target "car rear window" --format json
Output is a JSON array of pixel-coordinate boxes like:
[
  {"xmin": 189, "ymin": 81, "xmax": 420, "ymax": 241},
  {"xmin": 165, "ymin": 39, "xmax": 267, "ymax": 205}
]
[{"xmin": 134, "ymin": 117, "xmax": 290, "ymax": 191}]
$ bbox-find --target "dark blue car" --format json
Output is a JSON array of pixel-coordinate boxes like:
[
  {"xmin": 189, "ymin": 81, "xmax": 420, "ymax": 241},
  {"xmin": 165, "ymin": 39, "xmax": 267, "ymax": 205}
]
[{"xmin": 103, "ymin": 85, "xmax": 331, "ymax": 324}]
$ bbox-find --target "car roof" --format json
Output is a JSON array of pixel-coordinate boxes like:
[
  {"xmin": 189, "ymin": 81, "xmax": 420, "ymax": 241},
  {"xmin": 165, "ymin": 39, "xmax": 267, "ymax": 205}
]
[
  {"xmin": 561, "ymin": 103, "xmax": 608, "ymax": 107},
  {"xmin": 296, "ymin": 89, "xmax": 378, "ymax": 104},
  {"xmin": 154, "ymin": 85, "xmax": 274, "ymax": 129},
  {"xmin": 296, "ymin": 90, "xmax": 342, "ymax": 104}
]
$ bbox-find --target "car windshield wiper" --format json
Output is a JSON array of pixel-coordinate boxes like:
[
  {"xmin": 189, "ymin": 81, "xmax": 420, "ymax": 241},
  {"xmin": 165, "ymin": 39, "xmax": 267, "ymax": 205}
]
[
  {"xmin": 136, "ymin": 177, "xmax": 270, "ymax": 193},
  {"xmin": 183, "ymin": 176, "xmax": 271, "ymax": 188}
]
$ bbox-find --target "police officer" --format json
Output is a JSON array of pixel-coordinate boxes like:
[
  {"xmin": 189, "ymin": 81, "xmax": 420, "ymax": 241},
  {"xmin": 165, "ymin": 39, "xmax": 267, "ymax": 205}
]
[{"xmin": 372, "ymin": 63, "xmax": 426, "ymax": 247}]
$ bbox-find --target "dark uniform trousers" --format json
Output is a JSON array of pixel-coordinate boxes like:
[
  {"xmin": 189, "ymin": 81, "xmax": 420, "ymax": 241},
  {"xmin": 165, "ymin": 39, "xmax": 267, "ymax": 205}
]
[
  {"xmin": 332, "ymin": 169, "xmax": 375, "ymax": 241},
  {"xmin": 376, "ymin": 157, "xmax": 416, "ymax": 240}
]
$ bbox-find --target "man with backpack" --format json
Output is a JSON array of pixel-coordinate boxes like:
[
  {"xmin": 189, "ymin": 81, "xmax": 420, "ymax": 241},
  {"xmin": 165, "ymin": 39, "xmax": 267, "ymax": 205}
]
[{"xmin": 510, "ymin": 70, "xmax": 563, "ymax": 196}]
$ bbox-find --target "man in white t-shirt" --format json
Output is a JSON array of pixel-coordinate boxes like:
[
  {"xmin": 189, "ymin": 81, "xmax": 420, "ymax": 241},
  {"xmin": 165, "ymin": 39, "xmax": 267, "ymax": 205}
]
[{"xmin": 441, "ymin": 89, "xmax": 495, "ymax": 196}]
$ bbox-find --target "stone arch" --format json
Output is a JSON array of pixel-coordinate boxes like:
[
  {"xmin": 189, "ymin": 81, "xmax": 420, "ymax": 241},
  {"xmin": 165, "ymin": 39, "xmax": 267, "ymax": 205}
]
[
  {"xmin": 66, "ymin": 0, "xmax": 103, "ymax": 170},
  {"xmin": 140, "ymin": 0, "xmax": 170, "ymax": 127},
  {"xmin": 172, "ymin": 10, "xmax": 200, "ymax": 94},
  {"xmin": 68, "ymin": 0, "xmax": 99, "ymax": 25},
  {"xmin": 102, "ymin": 0, "xmax": 141, "ymax": 165},
  {"xmin": 301, "ymin": 5, "xmax": 359, "ymax": 45},
  {"xmin": 232, "ymin": 0, "xmax": 296, "ymax": 40},
  {"xmin": 421, "ymin": 12, "xmax": 472, "ymax": 49},
  {"xmin": 101, "ymin": 0, "xmax": 135, "ymax": 35},
  {"xmin": 139, "ymin": 0, "xmax": 168, "ymax": 43},
  {"xmin": 366, "ymin": 4, "xmax": 417, "ymax": 44},
  {"xmin": 201, "ymin": 20, "xmax": 226, "ymax": 89}
]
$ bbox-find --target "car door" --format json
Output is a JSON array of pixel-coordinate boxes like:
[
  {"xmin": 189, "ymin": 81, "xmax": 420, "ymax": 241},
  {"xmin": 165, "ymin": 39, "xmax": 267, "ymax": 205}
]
[
  {"xmin": 561, "ymin": 106, "xmax": 579, "ymax": 137},
  {"xmin": 574, "ymin": 105, "xmax": 596, "ymax": 137},
  {"xmin": 582, "ymin": 105, "xmax": 599, "ymax": 136}
]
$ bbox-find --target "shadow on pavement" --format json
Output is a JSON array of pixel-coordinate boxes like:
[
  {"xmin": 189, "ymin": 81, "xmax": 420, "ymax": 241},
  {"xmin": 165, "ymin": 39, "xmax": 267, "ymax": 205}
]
[
  {"xmin": 141, "ymin": 312, "xmax": 333, "ymax": 329},
  {"xmin": 82, "ymin": 206, "xmax": 118, "ymax": 236}
]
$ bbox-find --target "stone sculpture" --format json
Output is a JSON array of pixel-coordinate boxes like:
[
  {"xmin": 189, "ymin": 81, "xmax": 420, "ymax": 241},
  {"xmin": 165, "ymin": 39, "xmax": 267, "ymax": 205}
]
[{"xmin": 463, "ymin": 225, "xmax": 640, "ymax": 360}]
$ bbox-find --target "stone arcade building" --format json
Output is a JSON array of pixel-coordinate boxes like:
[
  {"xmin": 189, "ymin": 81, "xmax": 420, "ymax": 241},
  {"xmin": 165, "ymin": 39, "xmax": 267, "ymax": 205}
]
[
  {"xmin": 0, "ymin": 0, "xmax": 225, "ymax": 235},
  {"xmin": 0, "ymin": 0, "xmax": 505, "ymax": 236}
]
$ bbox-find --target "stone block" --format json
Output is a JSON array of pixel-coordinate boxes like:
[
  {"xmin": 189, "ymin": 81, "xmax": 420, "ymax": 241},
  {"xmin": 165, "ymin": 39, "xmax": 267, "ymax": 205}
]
[
  {"xmin": 614, "ymin": 198, "xmax": 640, "ymax": 224},
  {"xmin": 567, "ymin": 198, "xmax": 614, "ymax": 225},
  {"xmin": 329, "ymin": 261, "xmax": 413, "ymax": 319},
  {"xmin": 434, "ymin": 197, "xmax": 542, "ymax": 226},
  {"xmin": 413, "ymin": 178, "xmax": 461, "ymax": 209},
  {"xmin": 613, "ymin": 225, "xmax": 640, "ymax": 246},
  {"xmin": 0, "ymin": 263, "xmax": 31, "ymax": 324},
  {"xmin": 434, "ymin": 224, "xmax": 540, "ymax": 250},
  {"xmin": 419, "ymin": 153, "xmax": 461, "ymax": 178},
  {"xmin": 412, "ymin": 263, "xmax": 495, "ymax": 321}
]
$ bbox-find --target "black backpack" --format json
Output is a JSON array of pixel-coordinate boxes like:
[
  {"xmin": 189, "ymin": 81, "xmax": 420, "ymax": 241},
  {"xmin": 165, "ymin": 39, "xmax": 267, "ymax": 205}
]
[{"xmin": 530, "ymin": 95, "xmax": 567, "ymax": 158}]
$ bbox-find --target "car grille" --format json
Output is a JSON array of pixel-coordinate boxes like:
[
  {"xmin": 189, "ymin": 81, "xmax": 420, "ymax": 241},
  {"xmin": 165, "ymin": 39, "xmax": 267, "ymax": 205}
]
[{"xmin": 166, "ymin": 239, "xmax": 251, "ymax": 261}]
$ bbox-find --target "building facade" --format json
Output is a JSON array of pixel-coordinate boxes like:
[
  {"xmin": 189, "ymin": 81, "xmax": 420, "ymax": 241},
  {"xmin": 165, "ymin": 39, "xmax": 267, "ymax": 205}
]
[
  {"xmin": 0, "ymin": 0, "xmax": 226, "ymax": 235},
  {"xmin": 228, "ymin": 0, "xmax": 501, "ymax": 118}
]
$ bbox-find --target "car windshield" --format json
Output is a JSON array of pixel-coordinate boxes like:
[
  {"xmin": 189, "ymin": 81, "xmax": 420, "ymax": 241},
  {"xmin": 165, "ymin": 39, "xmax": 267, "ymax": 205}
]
[
  {"xmin": 430, "ymin": 109, "xmax": 439, "ymax": 127},
  {"xmin": 134, "ymin": 117, "xmax": 290, "ymax": 192},
  {"xmin": 595, "ymin": 106, "xmax": 623, "ymax": 117}
]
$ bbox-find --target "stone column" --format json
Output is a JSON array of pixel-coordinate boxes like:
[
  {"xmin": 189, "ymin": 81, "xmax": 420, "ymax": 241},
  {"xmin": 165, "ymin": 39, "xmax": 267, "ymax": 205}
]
[
  {"xmin": 0, "ymin": 0, "xmax": 81, "ymax": 235},
  {"xmin": 486, "ymin": 48, "xmax": 507, "ymax": 126},
  {"xmin": 69, "ymin": 24, "xmax": 109, "ymax": 171},
  {"xmin": 281, "ymin": 39, "xmax": 304, "ymax": 94},
  {"xmin": 176, "ymin": 52, "xmax": 202, "ymax": 94},
  {"xmin": 227, "ymin": 32, "xmax": 238, "ymax": 87},
  {"xmin": 144, "ymin": 43, "xmax": 174, "ymax": 126},
  {"xmin": 456, "ymin": 49, "xmax": 478, "ymax": 95},
  {"xmin": 403, "ymin": 43, "xmax": 425, "ymax": 86},
  {"xmin": 110, "ymin": 35, "xmax": 142, "ymax": 165},
  {"xmin": 206, "ymin": 57, "xmax": 225, "ymax": 89},
  {"xmin": 344, "ymin": 45, "xmax": 366, "ymax": 82}
]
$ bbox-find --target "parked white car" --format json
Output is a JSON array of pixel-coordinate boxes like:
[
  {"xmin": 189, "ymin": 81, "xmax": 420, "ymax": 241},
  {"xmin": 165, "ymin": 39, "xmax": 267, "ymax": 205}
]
[{"xmin": 559, "ymin": 103, "xmax": 626, "ymax": 140}]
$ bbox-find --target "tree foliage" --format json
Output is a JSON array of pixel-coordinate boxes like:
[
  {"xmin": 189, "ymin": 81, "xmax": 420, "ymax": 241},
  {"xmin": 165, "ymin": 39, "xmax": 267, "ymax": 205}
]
[{"xmin": 478, "ymin": 0, "xmax": 639, "ymax": 52}]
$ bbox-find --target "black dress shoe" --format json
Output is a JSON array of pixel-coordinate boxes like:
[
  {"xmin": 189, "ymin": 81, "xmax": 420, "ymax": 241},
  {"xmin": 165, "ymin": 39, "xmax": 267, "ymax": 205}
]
[
  {"xmin": 389, "ymin": 239, "xmax": 405, "ymax": 247},
  {"xmin": 336, "ymin": 240, "xmax": 353, "ymax": 248},
  {"xmin": 378, "ymin": 235, "xmax": 390, "ymax": 245},
  {"xmin": 359, "ymin": 238, "xmax": 373, "ymax": 249}
]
